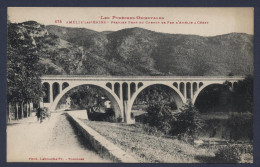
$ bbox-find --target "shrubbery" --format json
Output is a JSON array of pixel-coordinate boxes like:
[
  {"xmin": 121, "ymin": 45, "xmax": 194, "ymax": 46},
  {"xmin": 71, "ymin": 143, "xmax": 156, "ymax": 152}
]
[
  {"xmin": 215, "ymin": 144, "xmax": 253, "ymax": 163},
  {"xmin": 171, "ymin": 102, "xmax": 204, "ymax": 139},
  {"xmin": 231, "ymin": 75, "xmax": 253, "ymax": 113},
  {"xmin": 146, "ymin": 102, "xmax": 176, "ymax": 134},
  {"xmin": 145, "ymin": 101, "xmax": 204, "ymax": 140}
]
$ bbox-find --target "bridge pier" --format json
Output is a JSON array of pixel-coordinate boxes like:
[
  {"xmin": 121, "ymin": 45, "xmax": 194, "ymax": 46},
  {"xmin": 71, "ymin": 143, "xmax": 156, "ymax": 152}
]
[
  {"xmin": 120, "ymin": 83, "xmax": 124, "ymax": 121},
  {"xmin": 123, "ymin": 100, "xmax": 135, "ymax": 124}
]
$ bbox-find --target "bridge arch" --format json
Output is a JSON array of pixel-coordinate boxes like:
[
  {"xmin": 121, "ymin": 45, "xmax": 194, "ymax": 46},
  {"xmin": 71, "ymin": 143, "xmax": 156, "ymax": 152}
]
[
  {"xmin": 180, "ymin": 82, "xmax": 185, "ymax": 96},
  {"xmin": 106, "ymin": 82, "xmax": 112, "ymax": 89},
  {"xmin": 193, "ymin": 82, "xmax": 198, "ymax": 95},
  {"xmin": 137, "ymin": 82, "xmax": 143, "ymax": 88},
  {"xmin": 42, "ymin": 82, "xmax": 50, "ymax": 103},
  {"xmin": 192, "ymin": 82, "xmax": 227, "ymax": 105},
  {"xmin": 173, "ymin": 82, "xmax": 178, "ymax": 89},
  {"xmin": 128, "ymin": 83, "xmax": 186, "ymax": 114},
  {"xmin": 114, "ymin": 82, "xmax": 120, "ymax": 98},
  {"xmin": 52, "ymin": 82, "xmax": 60, "ymax": 100},
  {"xmin": 186, "ymin": 82, "xmax": 191, "ymax": 99},
  {"xmin": 62, "ymin": 82, "xmax": 69, "ymax": 90},
  {"xmin": 130, "ymin": 82, "xmax": 136, "ymax": 97},
  {"xmin": 49, "ymin": 83, "xmax": 123, "ymax": 119},
  {"xmin": 199, "ymin": 82, "xmax": 203, "ymax": 88}
]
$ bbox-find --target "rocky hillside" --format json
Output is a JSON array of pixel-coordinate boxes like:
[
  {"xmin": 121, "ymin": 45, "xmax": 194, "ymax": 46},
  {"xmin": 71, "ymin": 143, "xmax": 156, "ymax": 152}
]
[{"xmin": 8, "ymin": 21, "xmax": 254, "ymax": 76}]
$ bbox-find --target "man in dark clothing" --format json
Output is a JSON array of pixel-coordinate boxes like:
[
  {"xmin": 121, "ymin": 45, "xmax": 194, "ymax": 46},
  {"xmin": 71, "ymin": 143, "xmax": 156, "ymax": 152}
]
[{"xmin": 36, "ymin": 108, "xmax": 43, "ymax": 123}]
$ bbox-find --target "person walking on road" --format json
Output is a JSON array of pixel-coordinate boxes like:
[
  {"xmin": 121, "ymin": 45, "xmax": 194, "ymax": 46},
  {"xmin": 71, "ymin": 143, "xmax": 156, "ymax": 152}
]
[{"xmin": 36, "ymin": 107, "xmax": 43, "ymax": 123}]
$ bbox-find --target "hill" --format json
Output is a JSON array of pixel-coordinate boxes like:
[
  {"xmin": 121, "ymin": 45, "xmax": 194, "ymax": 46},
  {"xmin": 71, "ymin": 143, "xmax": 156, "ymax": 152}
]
[{"xmin": 8, "ymin": 21, "xmax": 254, "ymax": 76}]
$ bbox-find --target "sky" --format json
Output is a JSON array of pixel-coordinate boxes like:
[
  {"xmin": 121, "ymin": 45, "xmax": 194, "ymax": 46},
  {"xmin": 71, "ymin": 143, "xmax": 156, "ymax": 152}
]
[{"xmin": 8, "ymin": 7, "xmax": 254, "ymax": 36}]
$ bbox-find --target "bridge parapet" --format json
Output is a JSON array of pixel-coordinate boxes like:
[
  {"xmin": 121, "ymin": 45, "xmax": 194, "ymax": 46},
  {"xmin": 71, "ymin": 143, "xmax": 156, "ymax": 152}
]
[{"xmin": 41, "ymin": 75, "xmax": 244, "ymax": 81}]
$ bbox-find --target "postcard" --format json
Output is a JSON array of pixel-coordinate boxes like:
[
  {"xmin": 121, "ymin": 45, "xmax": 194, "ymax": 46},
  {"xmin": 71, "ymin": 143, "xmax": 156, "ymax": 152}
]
[{"xmin": 6, "ymin": 7, "xmax": 254, "ymax": 163}]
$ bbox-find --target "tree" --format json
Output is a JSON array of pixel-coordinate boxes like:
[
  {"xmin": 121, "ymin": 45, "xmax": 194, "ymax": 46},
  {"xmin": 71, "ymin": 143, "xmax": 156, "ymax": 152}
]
[
  {"xmin": 171, "ymin": 101, "xmax": 204, "ymax": 139},
  {"xmin": 144, "ymin": 100, "xmax": 204, "ymax": 141},
  {"xmin": 146, "ymin": 102, "xmax": 177, "ymax": 134},
  {"xmin": 7, "ymin": 22, "xmax": 43, "ymax": 122},
  {"xmin": 231, "ymin": 75, "xmax": 253, "ymax": 113},
  {"xmin": 225, "ymin": 76, "xmax": 254, "ymax": 141}
]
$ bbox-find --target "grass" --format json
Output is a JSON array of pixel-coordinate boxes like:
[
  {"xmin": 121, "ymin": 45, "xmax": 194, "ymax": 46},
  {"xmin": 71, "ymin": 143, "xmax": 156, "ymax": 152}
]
[{"xmin": 81, "ymin": 119, "xmax": 215, "ymax": 163}]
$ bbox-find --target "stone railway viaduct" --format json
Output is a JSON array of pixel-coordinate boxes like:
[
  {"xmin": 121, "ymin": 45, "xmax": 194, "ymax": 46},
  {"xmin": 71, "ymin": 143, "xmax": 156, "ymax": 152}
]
[{"xmin": 41, "ymin": 75, "xmax": 244, "ymax": 124}]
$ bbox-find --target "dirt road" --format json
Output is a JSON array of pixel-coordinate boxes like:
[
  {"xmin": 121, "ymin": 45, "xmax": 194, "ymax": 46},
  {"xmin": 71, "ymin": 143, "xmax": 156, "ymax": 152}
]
[{"xmin": 7, "ymin": 112, "xmax": 111, "ymax": 162}]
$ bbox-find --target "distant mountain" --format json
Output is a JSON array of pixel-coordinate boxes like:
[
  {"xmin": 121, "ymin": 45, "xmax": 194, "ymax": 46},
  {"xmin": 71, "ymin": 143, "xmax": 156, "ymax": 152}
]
[{"xmin": 8, "ymin": 21, "xmax": 254, "ymax": 76}]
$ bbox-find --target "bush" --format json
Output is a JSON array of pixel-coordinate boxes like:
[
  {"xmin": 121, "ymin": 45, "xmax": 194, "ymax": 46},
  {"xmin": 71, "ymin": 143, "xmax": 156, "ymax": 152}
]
[
  {"xmin": 145, "ymin": 101, "xmax": 204, "ymax": 140},
  {"xmin": 170, "ymin": 102, "xmax": 204, "ymax": 139},
  {"xmin": 215, "ymin": 144, "xmax": 253, "ymax": 163},
  {"xmin": 146, "ymin": 102, "xmax": 177, "ymax": 134}
]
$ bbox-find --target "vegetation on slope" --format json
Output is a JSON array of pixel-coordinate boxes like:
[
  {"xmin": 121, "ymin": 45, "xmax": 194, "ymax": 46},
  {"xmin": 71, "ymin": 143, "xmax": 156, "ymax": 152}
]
[
  {"xmin": 46, "ymin": 25, "xmax": 253, "ymax": 76},
  {"xmin": 9, "ymin": 21, "xmax": 253, "ymax": 76}
]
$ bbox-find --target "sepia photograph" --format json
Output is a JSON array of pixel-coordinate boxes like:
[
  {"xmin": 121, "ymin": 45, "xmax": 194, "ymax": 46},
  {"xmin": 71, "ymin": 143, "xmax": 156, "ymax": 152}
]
[{"xmin": 6, "ymin": 7, "xmax": 254, "ymax": 163}]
